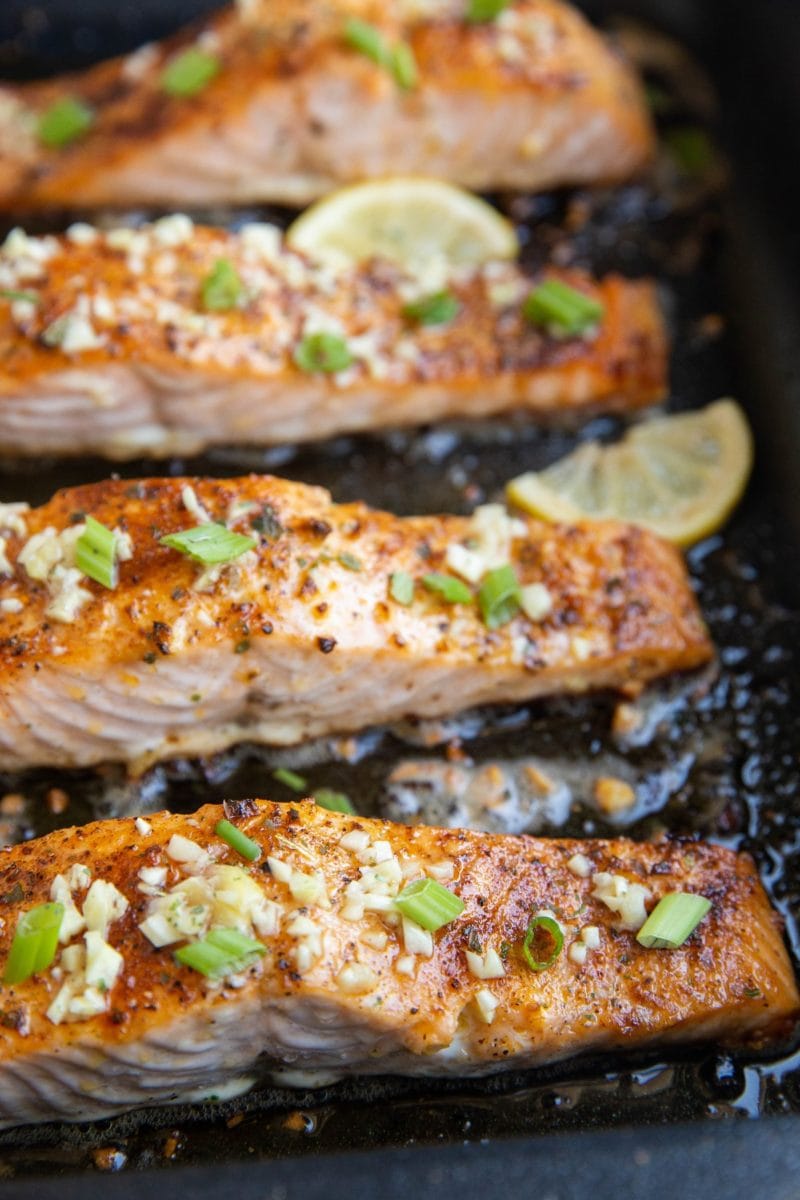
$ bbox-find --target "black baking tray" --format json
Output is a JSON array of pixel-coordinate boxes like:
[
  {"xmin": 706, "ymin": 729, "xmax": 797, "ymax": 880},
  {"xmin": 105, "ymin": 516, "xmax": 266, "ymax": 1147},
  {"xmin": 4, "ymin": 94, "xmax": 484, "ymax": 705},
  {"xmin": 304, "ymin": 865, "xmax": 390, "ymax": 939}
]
[{"xmin": 0, "ymin": 1, "xmax": 799, "ymax": 1195}]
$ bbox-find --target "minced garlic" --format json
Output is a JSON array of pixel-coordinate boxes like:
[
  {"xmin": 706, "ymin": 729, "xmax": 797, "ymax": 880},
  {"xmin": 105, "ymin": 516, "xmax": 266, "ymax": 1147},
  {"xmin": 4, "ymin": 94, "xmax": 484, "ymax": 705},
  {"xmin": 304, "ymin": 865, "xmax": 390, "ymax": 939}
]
[
  {"xmin": 46, "ymin": 873, "xmax": 130, "ymax": 1026},
  {"xmin": 17, "ymin": 524, "xmax": 92, "ymax": 624},
  {"xmin": 592, "ymin": 872, "xmax": 650, "ymax": 931},
  {"xmin": 337, "ymin": 963, "xmax": 378, "ymax": 995},
  {"xmin": 474, "ymin": 987, "xmax": 499, "ymax": 1025},
  {"xmin": 465, "ymin": 947, "xmax": 505, "ymax": 980}
]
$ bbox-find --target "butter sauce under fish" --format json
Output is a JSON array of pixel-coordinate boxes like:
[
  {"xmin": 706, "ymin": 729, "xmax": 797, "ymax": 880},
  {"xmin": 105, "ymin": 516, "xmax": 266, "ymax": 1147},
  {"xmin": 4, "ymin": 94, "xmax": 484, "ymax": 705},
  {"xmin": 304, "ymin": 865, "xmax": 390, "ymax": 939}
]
[
  {"xmin": 0, "ymin": 0, "xmax": 655, "ymax": 212},
  {"xmin": 0, "ymin": 474, "xmax": 711, "ymax": 774},
  {"xmin": 0, "ymin": 800, "xmax": 795, "ymax": 1129},
  {"xmin": 0, "ymin": 222, "xmax": 667, "ymax": 459}
]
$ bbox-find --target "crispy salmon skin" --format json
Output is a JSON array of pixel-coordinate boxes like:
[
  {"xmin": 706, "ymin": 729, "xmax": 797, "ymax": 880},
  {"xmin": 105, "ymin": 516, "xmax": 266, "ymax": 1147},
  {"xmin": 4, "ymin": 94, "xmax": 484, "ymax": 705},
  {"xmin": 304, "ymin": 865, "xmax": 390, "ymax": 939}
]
[
  {"xmin": 0, "ymin": 800, "xmax": 794, "ymax": 1128},
  {"xmin": 0, "ymin": 0, "xmax": 655, "ymax": 212},
  {"xmin": 0, "ymin": 474, "xmax": 711, "ymax": 773},
  {"xmin": 0, "ymin": 222, "xmax": 667, "ymax": 459}
]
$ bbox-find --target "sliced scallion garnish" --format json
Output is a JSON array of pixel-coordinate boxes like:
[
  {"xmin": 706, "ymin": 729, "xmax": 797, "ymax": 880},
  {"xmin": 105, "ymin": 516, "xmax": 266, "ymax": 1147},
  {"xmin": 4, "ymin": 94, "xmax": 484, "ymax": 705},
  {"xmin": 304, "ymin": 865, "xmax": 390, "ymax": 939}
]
[
  {"xmin": 273, "ymin": 767, "xmax": 308, "ymax": 793},
  {"xmin": 174, "ymin": 927, "xmax": 265, "ymax": 978},
  {"xmin": 38, "ymin": 97, "xmax": 94, "ymax": 148},
  {"xmin": 162, "ymin": 47, "xmax": 221, "ymax": 98},
  {"xmin": 293, "ymin": 332, "xmax": 353, "ymax": 374},
  {"xmin": 402, "ymin": 290, "xmax": 460, "ymax": 327},
  {"xmin": 522, "ymin": 913, "xmax": 563, "ymax": 972},
  {"xmin": 215, "ymin": 818, "xmax": 260, "ymax": 862},
  {"xmin": 343, "ymin": 19, "xmax": 418, "ymax": 90},
  {"xmin": 478, "ymin": 564, "xmax": 521, "ymax": 629},
  {"xmin": 343, "ymin": 17, "xmax": 387, "ymax": 65},
  {"xmin": 389, "ymin": 42, "xmax": 418, "ymax": 90},
  {"xmin": 465, "ymin": 0, "xmax": 512, "ymax": 22},
  {"xmin": 3, "ymin": 902, "xmax": 64, "ymax": 985},
  {"xmin": 422, "ymin": 572, "xmax": 472, "ymax": 605},
  {"xmin": 75, "ymin": 515, "xmax": 120, "ymax": 589},
  {"xmin": 636, "ymin": 892, "xmax": 711, "ymax": 949},
  {"xmin": 0, "ymin": 289, "xmax": 39, "ymax": 305},
  {"xmin": 338, "ymin": 552, "xmax": 362, "ymax": 572},
  {"xmin": 389, "ymin": 570, "xmax": 415, "ymax": 606},
  {"xmin": 314, "ymin": 788, "xmax": 355, "ymax": 814},
  {"xmin": 523, "ymin": 279, "xmax": 604, "ymax": 338},
  {"xmin": 160, "ymin": 522, "xmax": 256, "ymax": 565},
  {"xmin": 201, "ymin": 258, "xmax": 244, "ymax": 311},
  {"xmin": 395, "ymin": 878, "xmax": 464, "ymax": 931}
]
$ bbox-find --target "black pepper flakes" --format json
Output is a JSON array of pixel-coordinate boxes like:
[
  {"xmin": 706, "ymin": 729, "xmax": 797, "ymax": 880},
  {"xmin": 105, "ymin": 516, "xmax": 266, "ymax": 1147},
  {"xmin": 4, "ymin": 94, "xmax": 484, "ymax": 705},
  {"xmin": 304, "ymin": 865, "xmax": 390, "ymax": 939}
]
[
  {"xmin": 317, "ymin": 636, "xmax": 336, "ymax": 653},
  {"xmin": 151, "ymin": 621, "xmax": 171, "ymax": 655},
  {"xmin": 0, "ymin": 882, "xmax": 24, "ymax": 905},
  {"xmin": 307, "ymin": 518, "xmax": 332, "ymax": 538}
]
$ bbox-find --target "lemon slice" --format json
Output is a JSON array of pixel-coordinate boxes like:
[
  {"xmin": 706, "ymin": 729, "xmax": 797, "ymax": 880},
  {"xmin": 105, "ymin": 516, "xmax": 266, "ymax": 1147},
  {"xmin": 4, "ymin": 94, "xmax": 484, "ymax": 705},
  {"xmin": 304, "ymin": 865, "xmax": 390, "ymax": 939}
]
[
  {"xmin": 286, "ymin": 177, "xmax": 519, "ymax": 268},
  {"xmin": 506, "ymin": 399, "xmax": 753, "ymax": 547}
]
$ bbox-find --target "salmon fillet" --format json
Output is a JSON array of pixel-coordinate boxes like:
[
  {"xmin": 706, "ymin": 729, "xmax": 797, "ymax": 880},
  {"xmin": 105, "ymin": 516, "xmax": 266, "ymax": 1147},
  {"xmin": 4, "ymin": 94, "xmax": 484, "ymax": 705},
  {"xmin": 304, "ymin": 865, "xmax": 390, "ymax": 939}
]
[
  {"xmin": 0, "ymin": 0, "xmax": 655, "ymax": 213},
  {"xmin": 0, "ymin": 474, "xmax": 711, "ymax": 774},
  {"xmin": 0, "ymin": 222, "xmax": 667, "ymax": 460},
  {"xmin": 0, "ymin": 799, "xmax": 794, "ymax": 1129}
]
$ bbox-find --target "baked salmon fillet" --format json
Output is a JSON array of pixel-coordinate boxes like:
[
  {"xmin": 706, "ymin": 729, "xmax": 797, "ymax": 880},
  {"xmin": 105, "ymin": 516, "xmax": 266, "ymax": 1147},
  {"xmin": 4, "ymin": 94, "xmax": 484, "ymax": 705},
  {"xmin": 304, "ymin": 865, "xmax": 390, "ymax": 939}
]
[
  {"xmin": 0, "ymin": 799, "xmax": 794, "ymax": 1128},
  {"xmin": 0, "ymin": 474, "xmax": 711, "ymax": 774},
  {"xmin": 0, "ymin": 0, "xmax": 655, "ymax": 213},
  {"xmin": 0, "ymin": 222, "xmax": 667, "ymax": 460}
]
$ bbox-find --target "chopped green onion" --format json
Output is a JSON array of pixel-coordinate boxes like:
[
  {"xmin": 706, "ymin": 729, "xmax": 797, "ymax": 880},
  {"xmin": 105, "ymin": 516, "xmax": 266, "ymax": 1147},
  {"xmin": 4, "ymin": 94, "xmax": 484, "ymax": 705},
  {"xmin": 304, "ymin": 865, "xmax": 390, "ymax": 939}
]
[
  {"xmin": 636, "ymin": 892, "xmax": 711, "ymax": 949},
  {"xmin": 162, "ymin": 47, "xmax": 220, "ymax": 97},
  {"xmin": 215, "ymin": 818, "xmax": 260, "ymax": 862},
  {"xmin": 478, "ymin": 564, "xmax": 521, "ymax": 629},
  {"xmin": 201, "ymin": 258, "xmax": 244, "ymax": 312},
  {"xmin": 402, "ymin": 291, "xmax": 460, "ymax": 327},
  {"xmin": 389, "ymin": 42, "xmax": 418, "ymax": 90},
  {"xmin": 465, "ymin": 0, "xmax": 512, "ymax": 22},
  {"xmin": 343, "ymin": 19, "xmax": 417, "ymax": 90},
  {"xmin": 389, "ymin": 570, "xmax": 415, "ymax": 606},
  {"xmin": 664, "ymin": 127, "xmax": 714, "ymax": 177},
  {"xmin": 395, "ymin": 878, "xmax": 464, "ymax": 931},
  {"xmin": 174, "ymin": 927, "xmax": 265, "ymax": 978},
  {"xmin": 76, "ymin": 516, "xmax": 120, "ymax": 589},
  {"xmin": 522, "ymin": 913, "xmax": 563, "ymax": 972},
  {"xmin": 38, "ymin": 97, "xmax": 93, "ymax": 148},
  {"xmin": 3, "ymin": 902, "xmax": 64, "ymax": 985},
  {"xmin": 293, "ymin": 332, "xmax": 353, "ymax": 374},
  {"xmin": 314, "ymin": 788, "xmax": 355, "ymax": 814},
  {"xmin": 160, "ymin": 522, "xmax": 256, "ymax": 565},
  {"xmin": 273, "ymin": 767, "xmax": 308, "ymax": 793},
  {"xmin": 422, "ymin": 572, "xmax": 472, "ymax": 605},
  {"xmin": 523, "ymin": 279, "xmax": 605, "ymax": 338},
  {"xmin": 0, "ymin": 289, "xmax": 39, "ymax": 305},
  {"xmin": 338, "ymin": 552, "xmax": 362, "ymax": 572},
  {"xmin": 343, "ymin": 18, "xmax": 388, "ymax": 65}
]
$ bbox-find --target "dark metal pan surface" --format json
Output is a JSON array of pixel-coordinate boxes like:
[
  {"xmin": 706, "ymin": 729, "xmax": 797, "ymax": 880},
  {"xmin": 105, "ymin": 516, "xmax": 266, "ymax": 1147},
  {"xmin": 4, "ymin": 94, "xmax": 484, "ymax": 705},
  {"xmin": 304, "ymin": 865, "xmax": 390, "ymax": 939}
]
[{"xmin": 0, "ymin": 0, "xmax": 798, "ymax": 1193}]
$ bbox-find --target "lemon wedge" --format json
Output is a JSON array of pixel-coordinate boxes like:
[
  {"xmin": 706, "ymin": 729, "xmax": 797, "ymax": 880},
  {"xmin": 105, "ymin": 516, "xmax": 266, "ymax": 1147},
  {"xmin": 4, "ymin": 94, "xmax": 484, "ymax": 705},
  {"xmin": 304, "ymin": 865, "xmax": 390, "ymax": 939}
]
[
  {"xmin": 506, "ymin": 399, "xmax": 753, "ymax": 547},
  {"xmin": 286, "ymin": 177, "xmax": 519, "ymax": 269}
]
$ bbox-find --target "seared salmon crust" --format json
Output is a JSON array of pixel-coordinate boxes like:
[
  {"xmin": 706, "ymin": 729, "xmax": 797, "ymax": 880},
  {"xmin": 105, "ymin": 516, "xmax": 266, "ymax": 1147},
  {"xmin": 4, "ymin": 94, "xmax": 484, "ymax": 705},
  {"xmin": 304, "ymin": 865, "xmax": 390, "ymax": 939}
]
[
  {"xmin": 0, "ymin": 0, "xmax": 655, "ymax": 211},
  {"xmin": 0, "ymin": 800, "xmax": 794, "ymax": 1128},
  {"xmin": 0, "ymin": 474, "xmax": 712, "ymax": 773},
  {"xmin": 0, "ymin": 223, "xmax": 667, "ymax": 459}
]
